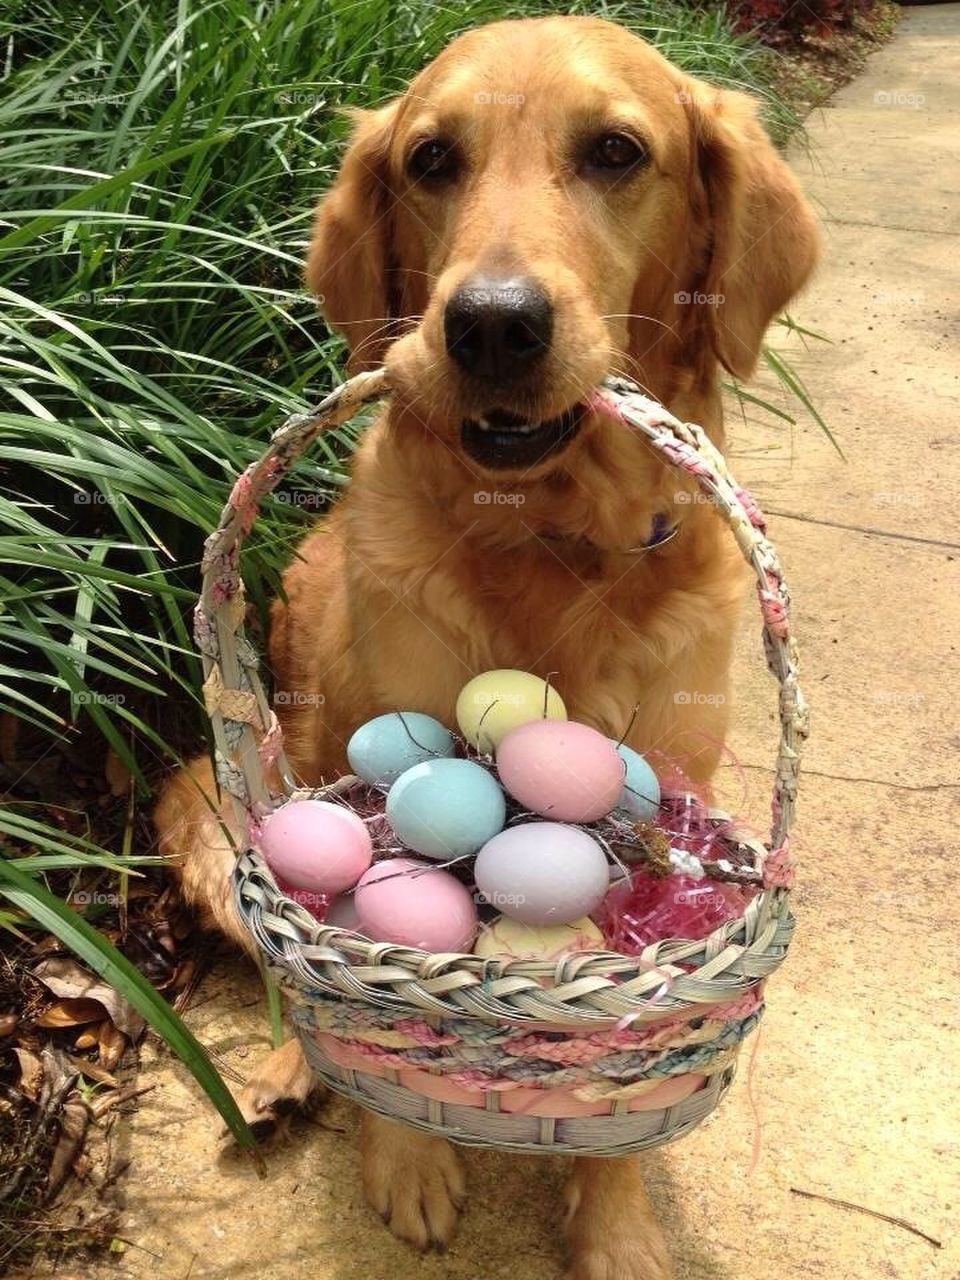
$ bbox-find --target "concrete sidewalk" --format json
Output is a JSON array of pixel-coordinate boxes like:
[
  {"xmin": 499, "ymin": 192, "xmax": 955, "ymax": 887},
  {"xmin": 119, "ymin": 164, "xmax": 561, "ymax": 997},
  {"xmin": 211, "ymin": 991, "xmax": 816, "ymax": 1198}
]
[{"xmin": 81, "ymin": 9, "xmax": 959, "ymax": 1279}]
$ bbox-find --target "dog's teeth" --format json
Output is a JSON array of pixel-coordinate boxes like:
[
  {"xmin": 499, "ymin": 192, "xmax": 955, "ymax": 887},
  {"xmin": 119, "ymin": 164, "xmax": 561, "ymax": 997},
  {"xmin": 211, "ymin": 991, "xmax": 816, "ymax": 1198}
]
[{"xmin": 472, "ymin": 416, "xmax": 543, "ymax": 435}]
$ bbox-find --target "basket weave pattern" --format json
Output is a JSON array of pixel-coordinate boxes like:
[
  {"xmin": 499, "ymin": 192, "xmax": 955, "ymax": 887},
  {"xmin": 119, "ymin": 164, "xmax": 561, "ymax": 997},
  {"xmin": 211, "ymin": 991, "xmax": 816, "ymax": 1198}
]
[{"xmin": 195, "ymin": 370, "xmax": 807, "ymax": 1155}]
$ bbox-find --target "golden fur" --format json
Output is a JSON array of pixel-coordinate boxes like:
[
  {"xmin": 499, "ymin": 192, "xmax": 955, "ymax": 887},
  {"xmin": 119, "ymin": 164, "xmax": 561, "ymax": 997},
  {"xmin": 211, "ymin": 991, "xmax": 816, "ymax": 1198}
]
[{"xmin": 156, "ymin": 16, "xmax": 817, "ymax": 1277}]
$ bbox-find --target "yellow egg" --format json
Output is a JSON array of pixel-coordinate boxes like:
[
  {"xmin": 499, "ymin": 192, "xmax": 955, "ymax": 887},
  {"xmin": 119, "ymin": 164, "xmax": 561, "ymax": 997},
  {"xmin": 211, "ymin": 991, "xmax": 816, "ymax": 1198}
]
[
  {"xmin": 455, "ymin": 669, "xmax": 566, "ymax": 753},
  {"xmin": 473, "ymin": 915, "xmax": 604, "ymax": 962}
]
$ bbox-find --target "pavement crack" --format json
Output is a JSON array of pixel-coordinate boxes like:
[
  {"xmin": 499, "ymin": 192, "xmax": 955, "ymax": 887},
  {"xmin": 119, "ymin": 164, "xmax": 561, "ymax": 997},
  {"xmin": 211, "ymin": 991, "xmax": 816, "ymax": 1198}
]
[
  {"xmin": 763, "ymin": 508, "xmax": 960, "ymax": 552},
  {"xmin": 738, "ymin": 763, "xmax": 960, "ymax": 793},
  {"xmin": 821, "ymin": 215, "xmax": 960, "ymax": 238}
]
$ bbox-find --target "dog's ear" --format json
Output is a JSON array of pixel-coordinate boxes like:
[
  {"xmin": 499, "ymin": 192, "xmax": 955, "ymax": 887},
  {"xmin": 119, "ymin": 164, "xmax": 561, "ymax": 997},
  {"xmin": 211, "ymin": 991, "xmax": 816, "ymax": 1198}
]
[
  {"xmin": 306, "ymin": 102, "xmax": 400, "ymax": 371},
  {"xmin": 682, "ymin": 82, "xmax": 819, "ymax": 380}
]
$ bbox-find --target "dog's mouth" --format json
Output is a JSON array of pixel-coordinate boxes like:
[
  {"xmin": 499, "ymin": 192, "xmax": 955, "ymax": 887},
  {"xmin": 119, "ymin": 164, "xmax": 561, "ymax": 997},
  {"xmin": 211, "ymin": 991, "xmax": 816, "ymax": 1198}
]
[{"xmin": 460, "ymin": 404, "xmax": 585, "ymax": 469}]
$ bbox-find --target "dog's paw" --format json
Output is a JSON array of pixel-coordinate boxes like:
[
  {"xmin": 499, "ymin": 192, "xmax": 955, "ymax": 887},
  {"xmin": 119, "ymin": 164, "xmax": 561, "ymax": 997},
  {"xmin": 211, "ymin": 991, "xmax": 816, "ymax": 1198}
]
[
  {"xmin": 564, "ymin": 1156, "xmax": 672, "ymax": 1280},
  {"xmin": 234, "ymin": 1038, "xmax": 326, "ymax": 1147},
  {"xmin": 565, "ymin": 1235, "xmax": 672, "ymax": 1280},
  {"xmin": 361, "ymin": 1112, "xmax": 465, "ymax": 1251}
]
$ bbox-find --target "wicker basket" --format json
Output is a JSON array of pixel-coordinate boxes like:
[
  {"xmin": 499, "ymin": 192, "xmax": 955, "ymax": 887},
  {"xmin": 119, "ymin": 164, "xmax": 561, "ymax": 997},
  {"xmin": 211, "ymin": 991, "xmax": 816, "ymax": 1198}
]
[{"xmin": 195, "ymin": 369, "xmax": 806, "ymax": 1157}]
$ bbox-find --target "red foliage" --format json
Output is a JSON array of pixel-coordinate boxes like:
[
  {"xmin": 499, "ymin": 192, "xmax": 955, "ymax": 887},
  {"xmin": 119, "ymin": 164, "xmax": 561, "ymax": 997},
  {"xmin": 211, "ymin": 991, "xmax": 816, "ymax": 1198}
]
[{"xmin": 730, "ymin": 0, "xmax": 877, "ymax": 42}]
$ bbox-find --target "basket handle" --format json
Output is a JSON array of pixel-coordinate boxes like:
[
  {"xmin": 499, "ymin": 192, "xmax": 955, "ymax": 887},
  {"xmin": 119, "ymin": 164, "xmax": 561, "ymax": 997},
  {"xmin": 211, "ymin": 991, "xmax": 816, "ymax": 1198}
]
[{"xmin": 197, "ymin": 369, "xmax": 804, "ymax": 890}]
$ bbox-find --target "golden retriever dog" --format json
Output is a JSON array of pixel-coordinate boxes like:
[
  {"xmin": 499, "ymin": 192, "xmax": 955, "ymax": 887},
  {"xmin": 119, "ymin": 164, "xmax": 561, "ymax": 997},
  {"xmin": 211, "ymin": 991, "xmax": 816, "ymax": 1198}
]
[{"xmin": 157, "ymin": 15, "xmax": 817, "ymax": 1278}]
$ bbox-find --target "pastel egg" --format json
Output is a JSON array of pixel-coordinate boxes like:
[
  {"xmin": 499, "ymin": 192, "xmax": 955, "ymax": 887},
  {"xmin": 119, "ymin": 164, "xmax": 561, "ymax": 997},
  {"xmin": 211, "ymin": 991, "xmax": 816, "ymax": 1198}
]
[
  {"xmin": 474, "ymin": 915, "xmax": 605, "ymax": 962},
  {"xmin": 455, "ymin": 669, "xmax": 566, "ymax": 753},
  {"xmin": 386, "ymin": 758, "xmax": 505, "ymax": 860},
  {"xmin": 610, "ymin": 740, "xmax": 661, "ymax": 821},
  {"xmin": 260, "ymin": 799, "xmax": 372, "ymax": 895},
  {"xmin": 355, "ymin": 857, "xmax": 478, "ymax": 951},
  {"xmin": 474, "ymin": 822, "xmax": 610, "ymax": 925},
  {"xmin": 496, "ymin": 720, "xmax": 624, "ymax": 822},
  {"xmin": 347, "ymin": 711, "xmax": 455, "ymax": 785}
]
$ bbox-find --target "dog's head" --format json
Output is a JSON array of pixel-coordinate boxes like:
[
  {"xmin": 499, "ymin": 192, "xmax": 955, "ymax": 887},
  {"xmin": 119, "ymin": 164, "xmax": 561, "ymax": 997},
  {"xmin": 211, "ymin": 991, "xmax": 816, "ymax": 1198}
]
[{"xmin": 307, "ymin": 16, "xmax": 817, "ymax": 477}]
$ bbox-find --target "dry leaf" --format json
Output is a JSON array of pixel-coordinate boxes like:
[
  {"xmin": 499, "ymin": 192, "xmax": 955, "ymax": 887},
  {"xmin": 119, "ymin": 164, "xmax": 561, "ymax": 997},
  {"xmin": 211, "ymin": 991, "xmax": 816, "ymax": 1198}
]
[
  {"xmin": 36, "ymin": 998, "xmax": 107, "ymax": 1029},
  {"xmin": 45, "ymin": 1100, "xmax": 88, "ymax": 1199},
  {"xmin": 74, "ymin": 1026, "xmax": 101, "ymax": 1050},
  {"xmin": 91, "ymin": 1082, "xmax": 154, "ymax": 1119},
  {"xmin": 65, "ymin": 1054, "xmax": 118, "ymax": 1088},
  {"xmin": 0, "ymin": 1011, "xmax": 17, "ymax": 1037},
  {"xmin": 97, "ymin": 1021, "xmax": 126, "ymax": 1071},
  {"xmin": 13, "ymin": 1046, "xmax": 43, "ymax": 1101},
  {"xmin": 33, "ymin": 957, "xmax": 145, "ymax": 1038}
]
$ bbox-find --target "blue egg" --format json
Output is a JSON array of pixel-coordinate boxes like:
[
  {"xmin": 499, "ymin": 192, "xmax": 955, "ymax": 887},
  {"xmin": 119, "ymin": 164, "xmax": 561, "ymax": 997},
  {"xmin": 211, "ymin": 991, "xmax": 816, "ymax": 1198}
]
[
  {"xmin": 347, "ymin": 712, "xmax": 456, "ymax": 785},
  {"xmin": 386, "ymin": 758, "xmax": 506, "ymax": 860},
  {"xmin": 609, "ymin": 740, "xmax": 661, "ymax": 821}
]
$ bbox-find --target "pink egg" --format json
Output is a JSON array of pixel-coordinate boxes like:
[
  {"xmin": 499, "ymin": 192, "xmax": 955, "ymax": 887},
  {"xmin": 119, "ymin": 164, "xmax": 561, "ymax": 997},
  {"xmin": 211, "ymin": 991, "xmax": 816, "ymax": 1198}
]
[
  {"xmin": 355, "ymin": 857, "xmax": 478, "ymax": 952},
  {"xmin": 496, "ymin": 720, "xmax": 624, "ymax": 822},
  {"xmin": 259, "ymin": 798, "xmax": 372, "ymax": 895}
]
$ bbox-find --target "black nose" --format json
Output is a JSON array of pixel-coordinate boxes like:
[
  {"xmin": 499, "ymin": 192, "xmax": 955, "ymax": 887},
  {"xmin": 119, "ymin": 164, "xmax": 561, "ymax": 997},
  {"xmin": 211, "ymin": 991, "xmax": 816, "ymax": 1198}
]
[{"xmin": 444, "ymin": 276, "xmax": 553, "ymax": 381}]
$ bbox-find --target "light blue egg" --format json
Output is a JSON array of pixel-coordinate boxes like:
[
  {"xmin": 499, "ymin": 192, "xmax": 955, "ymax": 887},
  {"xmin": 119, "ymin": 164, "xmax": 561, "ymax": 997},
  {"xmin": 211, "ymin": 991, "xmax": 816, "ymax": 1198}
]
[
  {"xmin": 347, "ymin": 712, "xmax": 455, "ymax": 785},
  {"xmin": 386, "ymin": 758, "xmax": 506, "ymax": 860},
  {"xmin": 609, "ymin": 740, "xmax": 661, "ymax": 821}
]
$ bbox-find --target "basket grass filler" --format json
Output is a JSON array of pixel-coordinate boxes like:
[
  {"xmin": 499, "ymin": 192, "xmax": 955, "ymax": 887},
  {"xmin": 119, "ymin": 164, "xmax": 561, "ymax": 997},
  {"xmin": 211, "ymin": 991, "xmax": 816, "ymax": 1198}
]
[{"xmin": 196, "ymin": 369, "xmax": 805, "ymax": 1157}]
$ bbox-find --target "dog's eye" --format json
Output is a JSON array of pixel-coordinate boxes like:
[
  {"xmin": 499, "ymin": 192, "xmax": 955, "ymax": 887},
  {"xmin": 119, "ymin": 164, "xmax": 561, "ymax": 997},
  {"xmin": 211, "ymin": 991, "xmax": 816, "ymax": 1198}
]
[
  {"xmin": 407, "ymin": 137, "xmax": 460, "ymax": 184},
  {"xmin": 584, "ymin": 132, "xmax": 649, "ymax": 175}
]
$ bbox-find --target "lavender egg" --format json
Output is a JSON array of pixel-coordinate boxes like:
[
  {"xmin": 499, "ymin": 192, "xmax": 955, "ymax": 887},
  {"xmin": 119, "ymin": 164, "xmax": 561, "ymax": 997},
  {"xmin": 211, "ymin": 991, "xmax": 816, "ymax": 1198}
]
[{"xmin": 474, "ymin": 822, "xmax": 610, "ymax": 926}]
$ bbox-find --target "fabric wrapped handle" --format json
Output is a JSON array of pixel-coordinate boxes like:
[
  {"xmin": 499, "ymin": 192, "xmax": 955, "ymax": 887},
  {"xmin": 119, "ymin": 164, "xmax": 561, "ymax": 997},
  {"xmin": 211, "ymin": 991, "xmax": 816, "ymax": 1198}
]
[{"xmin": 196, "ymin": 369, "xmax": 805, "ymax": 891}]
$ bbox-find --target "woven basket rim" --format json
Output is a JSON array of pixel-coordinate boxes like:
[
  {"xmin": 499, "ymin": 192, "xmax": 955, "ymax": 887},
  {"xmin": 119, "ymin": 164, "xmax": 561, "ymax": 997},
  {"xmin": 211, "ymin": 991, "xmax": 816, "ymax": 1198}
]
[{"xmin": 198, "ymin": 369, "xmax": 806, "ymax": 1003}]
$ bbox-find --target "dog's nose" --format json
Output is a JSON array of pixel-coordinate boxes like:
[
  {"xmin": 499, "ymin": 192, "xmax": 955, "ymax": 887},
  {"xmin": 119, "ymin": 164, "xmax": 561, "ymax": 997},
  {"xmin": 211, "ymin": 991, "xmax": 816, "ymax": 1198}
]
[{"xmin": 444, "ymin": 276, "xmax": 553, "ymax": 381}]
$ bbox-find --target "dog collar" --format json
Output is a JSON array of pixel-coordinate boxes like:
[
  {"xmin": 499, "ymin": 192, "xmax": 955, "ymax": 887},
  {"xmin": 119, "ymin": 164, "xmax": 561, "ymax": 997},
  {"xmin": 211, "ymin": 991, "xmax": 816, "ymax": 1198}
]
[
  {"xmin": 643, "ymin": 511, "xmax": 679, "ymax": 549},
  {"xmin": 537, "ymin": 512, "xmax": 679, "ymax": 556}
]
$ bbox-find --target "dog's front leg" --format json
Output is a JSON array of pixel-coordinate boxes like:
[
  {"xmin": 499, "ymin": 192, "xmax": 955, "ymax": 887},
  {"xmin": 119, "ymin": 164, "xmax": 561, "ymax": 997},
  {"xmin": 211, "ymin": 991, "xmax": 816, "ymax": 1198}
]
[
  {"xmin": 564, "ymin": 1155, "xmax": 672, "ymax": 1280},
  {"xmin": 361, "ymin": 1111, "xmax": 466, "ymax": 1250}
]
